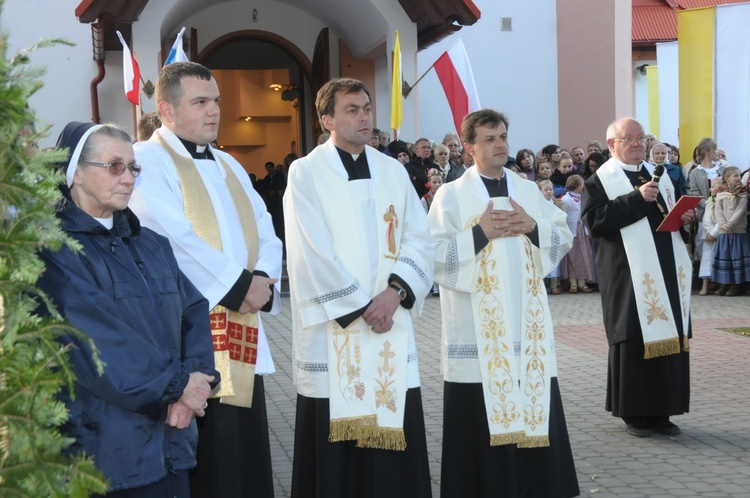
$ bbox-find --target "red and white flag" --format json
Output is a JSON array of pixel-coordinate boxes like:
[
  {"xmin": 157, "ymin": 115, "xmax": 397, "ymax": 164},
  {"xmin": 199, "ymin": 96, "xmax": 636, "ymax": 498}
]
[
  {"xmin": 116, "ymin": 31, "xmax": 140, "ymax": 105},
  {"xmin": 433, "ymin": 39, "xmax": 481, "ymax": 133}
]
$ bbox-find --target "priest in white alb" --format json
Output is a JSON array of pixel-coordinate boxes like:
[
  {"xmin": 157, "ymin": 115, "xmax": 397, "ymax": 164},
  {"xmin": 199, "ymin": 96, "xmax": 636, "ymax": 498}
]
[
  {"xmin": 130, "ymin": 62, "xmax": 282, "ymax": 498},
  {"xmin": 429, "ymin": 109, "xmax": 579, "ymax": 498},
  {"xmin": 284, "ymin": 78, "xmax": 434, "ymax": 498}
]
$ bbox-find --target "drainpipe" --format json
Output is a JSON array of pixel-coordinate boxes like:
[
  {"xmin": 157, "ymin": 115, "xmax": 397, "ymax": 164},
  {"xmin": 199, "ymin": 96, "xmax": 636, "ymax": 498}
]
[{"xmin": 90, "ymin": 21, "xmax": 105, "ymax": 124}]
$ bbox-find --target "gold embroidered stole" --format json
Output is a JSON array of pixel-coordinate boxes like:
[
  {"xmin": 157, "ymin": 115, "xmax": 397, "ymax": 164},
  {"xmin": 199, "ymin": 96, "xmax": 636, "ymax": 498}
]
[
  {"xmin": 153, "ymin": 132, "xmax": 261, "ymax": 407},
  {"xmin": 597, "ymin": 161, "xmax": 691, "ymax": 357},
  {"xmin": 465, "ymin": 195, "xmax": 554, "ymax": 448},
  {"xmin": 315, "ymin": 144, "xmax": 409, "ymax": 450}
]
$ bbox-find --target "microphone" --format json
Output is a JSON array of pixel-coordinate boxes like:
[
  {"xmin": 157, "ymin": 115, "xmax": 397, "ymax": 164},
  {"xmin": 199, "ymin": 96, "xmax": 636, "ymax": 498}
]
[{"xmin": 652, "ymin": 164, "xmax": 665, "ymax": 183}]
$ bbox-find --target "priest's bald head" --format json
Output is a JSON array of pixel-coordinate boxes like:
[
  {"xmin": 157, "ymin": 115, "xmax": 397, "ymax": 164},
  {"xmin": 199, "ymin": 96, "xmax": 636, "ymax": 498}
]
[
  {"xmin": 316, "ymin": 78, "xmax": 373, "ymax": 154},
  {"xmin": 606, "ymin": 118, "xmax": 648, "ymax": 165}
]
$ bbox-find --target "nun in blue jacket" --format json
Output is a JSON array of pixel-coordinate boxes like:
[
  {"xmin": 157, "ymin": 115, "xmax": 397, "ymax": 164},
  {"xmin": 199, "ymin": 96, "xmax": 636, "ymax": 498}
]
[{"xmin": 38, "ymin": 122, "xmax": 219, "ymax": 497}]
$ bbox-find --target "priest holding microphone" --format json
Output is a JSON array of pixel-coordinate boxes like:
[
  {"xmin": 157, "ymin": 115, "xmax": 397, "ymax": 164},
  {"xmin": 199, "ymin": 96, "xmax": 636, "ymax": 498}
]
[{"xmin": 582, "ymin": 117, "xmax": 695, "ymax": 438}]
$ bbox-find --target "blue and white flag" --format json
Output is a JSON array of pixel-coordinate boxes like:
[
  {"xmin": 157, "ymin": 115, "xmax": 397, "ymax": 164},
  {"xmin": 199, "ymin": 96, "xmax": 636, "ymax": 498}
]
[{"xmin": 164, "ymin": 27, "xmax": 189, "ymax": 66}]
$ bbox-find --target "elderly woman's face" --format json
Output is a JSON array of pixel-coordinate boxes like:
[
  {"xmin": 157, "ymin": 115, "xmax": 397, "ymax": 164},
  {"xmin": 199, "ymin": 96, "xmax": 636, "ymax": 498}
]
[
  {"xmin": 72, "ymin": 136, "xmax": 136, "ymax": 218},
  {"xmin": 652, "ymin": 147, "xmax": 668, "ymax": 164}
]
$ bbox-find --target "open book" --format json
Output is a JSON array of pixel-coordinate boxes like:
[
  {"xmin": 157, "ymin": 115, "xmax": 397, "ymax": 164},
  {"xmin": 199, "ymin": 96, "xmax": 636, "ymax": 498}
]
[{"xmin": 656, "ymin": 195, "xmax": 702, "ymax": 232}]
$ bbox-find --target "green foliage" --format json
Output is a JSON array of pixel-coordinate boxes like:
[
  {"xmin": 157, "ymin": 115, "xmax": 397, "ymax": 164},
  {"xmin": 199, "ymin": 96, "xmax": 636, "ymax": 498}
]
[{"xmin": 0, "ymin": 2, "xmax": 108, "ymax": 495}]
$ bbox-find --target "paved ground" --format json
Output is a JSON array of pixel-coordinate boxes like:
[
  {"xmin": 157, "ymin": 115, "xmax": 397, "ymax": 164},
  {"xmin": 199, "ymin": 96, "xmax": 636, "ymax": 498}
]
[{"xmin": 262, "ymin": 290, "xmax": 750, "ymax": 497}]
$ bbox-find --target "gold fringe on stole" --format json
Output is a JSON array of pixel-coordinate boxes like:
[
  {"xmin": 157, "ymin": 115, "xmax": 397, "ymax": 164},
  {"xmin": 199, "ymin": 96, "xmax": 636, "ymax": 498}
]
[
  {"xmin": 489, "ymin": 431, "xmax": 525, "ymax": 447},
  {"xmin": 356, "ymin": 427, "xmax": 407, "ymax": 451},
  {"xmin": 682, "ymin": 336, "xmax": 690, "ymax": 352},
  {"xmin": 329, "ymin": 415, "xmax": 377, "ymax": 443},
  {"xmin": 643, "ymin": 337, "xmax": 681, "ymax": 359},
  {"xmin": 518, "ymin": 435, "xmax": 550, "ymax": 449}
]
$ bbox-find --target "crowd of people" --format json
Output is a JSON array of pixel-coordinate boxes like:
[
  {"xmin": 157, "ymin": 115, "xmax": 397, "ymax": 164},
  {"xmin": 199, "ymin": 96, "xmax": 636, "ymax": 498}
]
[{"xmin": 36, "ymin": 60, "xmax": 749, "ymax": 498}]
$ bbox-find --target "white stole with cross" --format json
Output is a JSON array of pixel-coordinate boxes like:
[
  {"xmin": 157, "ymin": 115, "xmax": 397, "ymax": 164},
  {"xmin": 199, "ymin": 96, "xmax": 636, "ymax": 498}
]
[
  {"xmin": 432, "ymin": 168, "xmax": 568, "ymax": 447},
  {"xmin": 596, "ymin": 159, "xmax": 691, "ymax": 357},
  {"xmin": 286, "ymin": 141, "xmax": 433, "ymax": 451}
]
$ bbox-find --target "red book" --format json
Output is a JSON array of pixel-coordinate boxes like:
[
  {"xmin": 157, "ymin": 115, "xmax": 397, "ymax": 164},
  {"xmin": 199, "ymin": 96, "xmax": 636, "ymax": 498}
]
[{"xmin": 656, "ymin": 195, "xmax": 702, "ymax": 232}]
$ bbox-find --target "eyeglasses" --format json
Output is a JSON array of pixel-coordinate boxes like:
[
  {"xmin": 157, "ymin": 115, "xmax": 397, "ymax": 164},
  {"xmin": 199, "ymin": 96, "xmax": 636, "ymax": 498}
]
[
  {"xmin": 612, "ymin": 136, "xmax": 647, "ymax": 146},
  {"xmin": 81, "ymin": 161, "xmax": 142, "ymax": 178}
]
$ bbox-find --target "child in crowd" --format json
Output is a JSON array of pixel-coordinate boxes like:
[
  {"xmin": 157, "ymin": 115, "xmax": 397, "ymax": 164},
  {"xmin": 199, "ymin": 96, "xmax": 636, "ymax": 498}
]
[
  {"xmin": 712, "ymin": 166, "xmax": 750, "ymax": 296},
  {"xmin": 538, "ymin": 179, "xmax": 563, "ymax": 294},
  {"xmin": 699, "ymin": 177, "xmax": 723, "ymax": 295},
  {"xmin": 561, "ymin": 175, "xmax": 596, "ymax": 293},
  {"xmin": 422, "ymin": 168, "xmax": 444, "ymax": 296},
  {"xmin": 550, "ymin": 156, "xmax": 575, "ymax": 197},
  {"xmin": 536, "ymin": 161, "xmax": 553, "ymax": 183},
  {"xmin": 421, "ymin": 168, "xmax": 443, "ymax": 213}
]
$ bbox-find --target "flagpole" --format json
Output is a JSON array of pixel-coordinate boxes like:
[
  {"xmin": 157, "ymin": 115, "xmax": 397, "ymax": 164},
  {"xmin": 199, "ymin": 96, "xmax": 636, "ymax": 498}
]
[
  {"xmin": 403, "ymin": 36, "xmax": 465, "ymax": 98},
  {"xmin": 402, "ymin": 61, "xmax": 437, "ymax": 98}
]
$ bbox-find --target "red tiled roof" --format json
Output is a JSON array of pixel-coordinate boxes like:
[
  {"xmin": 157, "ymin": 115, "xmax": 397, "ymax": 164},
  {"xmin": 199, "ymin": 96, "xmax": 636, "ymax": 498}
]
[
  {"xmin": 633, "ymin": 5, "xmax": 678, "ymax": 42},
  {"xmin": 633, "ymin": 0, "xmax": 750, "ymax": 43}
]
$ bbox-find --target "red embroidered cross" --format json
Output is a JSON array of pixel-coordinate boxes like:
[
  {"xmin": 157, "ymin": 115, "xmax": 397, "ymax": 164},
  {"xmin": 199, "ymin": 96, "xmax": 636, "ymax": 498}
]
[
  {"xmin": 210, "ymin": 313, "xmax": 226, "ymax": 330},
  {"xmin": 226, "ymin": 321, "xmax": 259, "ymax": 365},
  {"xmin": 212, "ymin": 334, "xmax": 228, "ymax": 351}
]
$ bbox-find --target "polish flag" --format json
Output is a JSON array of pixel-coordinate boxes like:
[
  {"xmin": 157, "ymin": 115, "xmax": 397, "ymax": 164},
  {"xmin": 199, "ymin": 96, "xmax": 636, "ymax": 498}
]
[
  {"xmin": 116, "ymin": 31, "xmax": 140, "ymax": 105},
  {"xmin": 433, "ymin": 39, "xmax": 481, "ymax": 134}
]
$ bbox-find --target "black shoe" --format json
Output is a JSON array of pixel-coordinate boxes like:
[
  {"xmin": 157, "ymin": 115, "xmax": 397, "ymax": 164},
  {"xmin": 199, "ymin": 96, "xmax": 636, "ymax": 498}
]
[
  {"xmin": 651, "ymin": 420, "xmax": 681, "ymax": 436},
  {"xmin": 626, "ymin": 422, "xmax": 651, "ymax": 437}
]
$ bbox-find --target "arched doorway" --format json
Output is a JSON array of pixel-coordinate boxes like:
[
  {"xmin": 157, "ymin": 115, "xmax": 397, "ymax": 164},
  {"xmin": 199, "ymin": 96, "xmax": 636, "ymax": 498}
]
[{"xmin": 197, "ymin": 31, "xmax": 316, "ymax": 177}]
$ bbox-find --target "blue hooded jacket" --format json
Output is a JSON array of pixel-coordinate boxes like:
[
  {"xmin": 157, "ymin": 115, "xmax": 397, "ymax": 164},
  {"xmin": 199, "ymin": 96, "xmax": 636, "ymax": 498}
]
[{"xmin": 38, "ymin": 197, "xmax": 218, "ymax": 491}]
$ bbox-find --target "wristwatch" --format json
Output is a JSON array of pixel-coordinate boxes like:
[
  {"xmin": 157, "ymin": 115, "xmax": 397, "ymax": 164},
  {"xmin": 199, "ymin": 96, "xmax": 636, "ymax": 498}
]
[{"xmin": 388, "ymin": 283, "xmax": 408, "ymax": 301}]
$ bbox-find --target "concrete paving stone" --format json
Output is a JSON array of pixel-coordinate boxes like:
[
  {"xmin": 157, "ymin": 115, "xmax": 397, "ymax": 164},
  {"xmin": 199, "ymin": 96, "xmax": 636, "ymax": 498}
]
[
  {"xmin": 651, "ymin": 479, "xmax": 687, "ymax": 490},
  {"xmin": 684, "ymin": 480, "xmax": 719, "ymax": 492},
  {"xmin": 715, "ymin": 482, "xmax": 750, "ymax": 494}
]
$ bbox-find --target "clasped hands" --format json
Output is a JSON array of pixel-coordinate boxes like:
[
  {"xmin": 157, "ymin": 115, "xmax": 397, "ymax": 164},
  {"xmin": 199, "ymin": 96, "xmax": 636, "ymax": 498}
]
[
  {"xmin": 166, "ymin": 371, "xmax": 215, "ymax": 429},
  {"xmin": 478, "ymin": 199, "xmax": 535, "ymax": 240}
]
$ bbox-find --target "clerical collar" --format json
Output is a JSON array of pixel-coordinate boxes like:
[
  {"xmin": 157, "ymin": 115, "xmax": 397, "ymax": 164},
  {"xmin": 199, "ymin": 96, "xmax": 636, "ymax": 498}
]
[
  {"xmin": 478, "ymin": 171, "xmax": 508, "ymax": 197},
  {"xmin": 177, "ymin": 135, "xmax": 214, "ymax": 160},
  {"xmin": 614, "ymin": 158, "xmax": 641, "ymax": 172},
  {"xmin": 335, "ymin": 145, "xmax": 371, "ymax": 181}
]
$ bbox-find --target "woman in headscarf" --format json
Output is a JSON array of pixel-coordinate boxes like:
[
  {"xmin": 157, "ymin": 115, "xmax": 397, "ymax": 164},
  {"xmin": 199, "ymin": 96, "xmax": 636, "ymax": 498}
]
[
  {"xmin": 649, "ymin": 142, "xmax": 686, "ymax": 197},
  {"xmin": 37, "ymin": 122, "xmax": 219, "ymax": 497}
]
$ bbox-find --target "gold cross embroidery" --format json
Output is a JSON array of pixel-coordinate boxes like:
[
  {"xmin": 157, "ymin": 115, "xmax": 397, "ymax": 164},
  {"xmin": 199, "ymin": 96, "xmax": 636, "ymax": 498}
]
[
  {"xmin": 379, "ymin": 340, "xmax": 396, "ymax": 373},
  {"xmin": 642, "ymin": 273, "xmax": 655, "ymax": 295}
]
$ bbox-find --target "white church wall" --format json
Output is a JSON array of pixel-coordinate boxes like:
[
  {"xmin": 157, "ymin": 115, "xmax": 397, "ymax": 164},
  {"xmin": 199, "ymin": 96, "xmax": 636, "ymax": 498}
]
[{"xmin": 2, "ymin": 0, "xmax": 135, "ymax": 146}]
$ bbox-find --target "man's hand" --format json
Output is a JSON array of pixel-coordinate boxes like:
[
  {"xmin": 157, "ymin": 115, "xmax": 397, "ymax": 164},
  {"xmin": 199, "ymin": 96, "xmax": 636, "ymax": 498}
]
[
  {"xmin": 179, "ymin": 372, "xmax": 214, "ymax": 416},
  {"xmin": 706, "ymin": 233, "xmax": 716, "ymax": 243},
  {"xmin": 362, "ymin": 287, "xmax": 401, "ymax": 333},
  {"xmin": 478, "ymin": 199, "xmax": 536, "ymax": 240},
  {"xmin": 680, "ymin": 208, "xmax": 696, "ymax": 225},
  {"xmin": 166, "ymin": 401, "xmax": 196, "ymax": 429},
  {"xmin": 639, "ymin": 181, "xmax": 659, "ymax": 202},
  {"xmin": 239, "ymin": 275, "xmax": 279, "ymax": 314}
]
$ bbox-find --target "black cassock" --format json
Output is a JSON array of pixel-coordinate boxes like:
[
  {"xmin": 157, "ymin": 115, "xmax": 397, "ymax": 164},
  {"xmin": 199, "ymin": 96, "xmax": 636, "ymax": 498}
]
[{"xmin": 582, "ymin": 167, "xmax": 690, "ymax": 419}]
